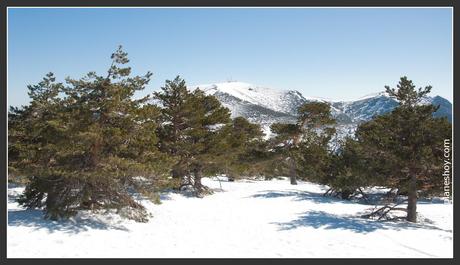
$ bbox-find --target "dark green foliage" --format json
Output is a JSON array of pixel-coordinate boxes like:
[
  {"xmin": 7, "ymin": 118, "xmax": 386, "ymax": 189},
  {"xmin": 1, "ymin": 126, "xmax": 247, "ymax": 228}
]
[
  {"xmin": 350, "ymin": 77, "xmax": 452, "ymax": 222},
  {"xmin": 212, "ymin": 116, "xmax": 265, "ymax": 180},
  {"xmin": 153, "ymin": 76, "xmax": 191, "ymax": 183},
  {"xmin": 297, "ymin": 102, "xmax": 336, "ymax": 130},
  {"xmin": 384, "ymin": 76, "xmax": 431, "ymax": 107},
  {"xmin": 269, "ymin": 101, "xmax": 336, "ymax": 184},
  {"xmin": 270, "ymin": 123, "xmax": 299, "ymax": 139},
  {"xmin": 323, "ymin": 137, "xmax": 379, "ymax": 200},
  {"xmin": 10, "ymin": 46, "xmax": 172, "ymax": 221},
  {"xmin": 154, "ymin": 76, "xmax": 189, "ymax": 156},
  {"xmin": 180, "ymin": 88, "xmax": 232, "ymax": 192},
  {"xmin": 296, "ymin": 129, "xmax": 335, "ymax": 184}
]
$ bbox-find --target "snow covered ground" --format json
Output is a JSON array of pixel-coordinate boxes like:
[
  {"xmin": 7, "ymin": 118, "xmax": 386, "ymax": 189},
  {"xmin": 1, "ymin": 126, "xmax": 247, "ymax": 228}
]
[{"xmin": 7, "ymin": 177, "xmax": 453, "ymax": 258}]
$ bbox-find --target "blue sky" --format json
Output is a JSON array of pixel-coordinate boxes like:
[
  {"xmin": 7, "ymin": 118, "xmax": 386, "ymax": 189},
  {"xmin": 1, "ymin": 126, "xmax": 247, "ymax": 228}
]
[{"xmin": 8, "ymin": 7, "xmax": 453, "ymax": 107}]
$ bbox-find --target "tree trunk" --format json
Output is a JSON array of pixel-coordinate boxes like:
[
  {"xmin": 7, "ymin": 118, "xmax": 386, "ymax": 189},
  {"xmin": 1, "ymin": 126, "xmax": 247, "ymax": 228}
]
[
  {"xmin": 171, "ymin": 166, "xmax": 180, "ymax": 179},
  {"xmin": 341, "ymin": 189, "xmax": 353, "ymax": 200},
  {"xmin": 406, "ymin": 174, "xmax": 417, "ymax": 223},
  {"xmin": 46, "ymin": 187, "xmax": 59, "ymax": 220},
  {"xmin": 193, "ymin": 165, "xmax": 203, "ymax": 192},
  {"xmin": 289, "ymin": 157, "xmax": 298, "ymax": 185}
]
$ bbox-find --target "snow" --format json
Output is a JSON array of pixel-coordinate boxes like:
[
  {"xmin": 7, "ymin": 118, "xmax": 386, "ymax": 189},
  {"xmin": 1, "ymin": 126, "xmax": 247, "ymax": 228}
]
[
  {"xmin": 7, "ymin": 178, "xmax": 453, "ymax": 258},
  {"xmin": 192, "ymin": 81, "xmax": 378, "ymax": 104},
  {"xmin": 261, "ymin": 124, "xmax": 274, "ymax": 139},
  {"xmin": 353, "ymin": 91, "xmax": 389, "ymax": 102},
  {"xmin": 191, "ymin": 81, "xmax": 387, "ymax": 106},
  {"xmin": 191, "ymin": 81, "xmax": 305, "ymax": 114}
]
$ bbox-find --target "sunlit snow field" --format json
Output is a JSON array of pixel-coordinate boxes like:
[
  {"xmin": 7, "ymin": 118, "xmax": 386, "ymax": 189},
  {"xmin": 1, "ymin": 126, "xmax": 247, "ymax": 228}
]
[{"xmin": 7, "ymin": 177, "xmax": 453, "ymax": 258}]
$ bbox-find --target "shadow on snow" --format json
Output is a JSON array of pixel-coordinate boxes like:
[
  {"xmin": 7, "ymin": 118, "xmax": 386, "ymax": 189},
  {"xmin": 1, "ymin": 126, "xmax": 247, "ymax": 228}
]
[
  {"xmin": 251, "ymin": 190, "xmax": 451, "ymax": 234},
  {"xmin": 272, "ymin": 210, "xmax": 451, "ymax": 234},
  {"xmin": 249, "ymin": 190, "xmax": 350, "ymax": 204},
  {"xmin": 9, "ymin": 188, "xmax": 129, "ymax": 234},
  {"xmin": 8, "ymin": 208, "xmax": 130, "ymax": 234},
  {"xmin": 8, "ymin": 185, "xmax": 129, "ymax": 234}
]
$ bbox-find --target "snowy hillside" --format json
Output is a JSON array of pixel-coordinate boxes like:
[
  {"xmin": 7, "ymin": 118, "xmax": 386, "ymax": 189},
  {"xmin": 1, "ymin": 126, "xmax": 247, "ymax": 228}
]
[
  {"xmin": 189, "ymin": 81, "xmax": 452, "ymax": 138},
  {"xmin": 7, "ymin": 178, "xmax": 453, "ymax": 258},
  {"xmin": 192, "ymin": 82, "xmax": 307, "ymax": 114}
]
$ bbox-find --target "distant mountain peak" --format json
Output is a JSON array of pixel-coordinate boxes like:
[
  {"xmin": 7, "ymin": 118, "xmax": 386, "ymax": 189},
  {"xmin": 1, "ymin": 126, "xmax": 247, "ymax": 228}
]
[{"xmin": 191, "ymin": 81, "xmax": 305, "ymax": 114}]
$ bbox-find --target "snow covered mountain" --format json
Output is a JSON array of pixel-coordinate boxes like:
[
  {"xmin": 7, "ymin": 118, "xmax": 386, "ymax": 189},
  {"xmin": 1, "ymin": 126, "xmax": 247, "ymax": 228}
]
[{"xmin": 190, "ymin": 81, "xmax": 452, "ymax": 138}]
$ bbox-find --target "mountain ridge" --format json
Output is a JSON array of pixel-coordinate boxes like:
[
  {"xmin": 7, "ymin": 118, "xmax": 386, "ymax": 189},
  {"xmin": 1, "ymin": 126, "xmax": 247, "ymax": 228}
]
[{"xmin": 189, "ymin": 81, "xmax": 452, "ymax": 138}]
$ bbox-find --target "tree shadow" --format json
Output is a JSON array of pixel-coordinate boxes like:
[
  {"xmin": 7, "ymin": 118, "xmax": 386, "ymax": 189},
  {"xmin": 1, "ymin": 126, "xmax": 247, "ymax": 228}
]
[
  {"xmin": 8, "ymin": 184, "xmax": 132, "ymax": 234},
  {"xmin": 159, "ymin": 192, "xmax": 173, "ymax": 201},
  {"xmin": 8, "ymin": 208, "xmax": 130, "ymax": 234},
  {"xmin": 8, "ymin": 193, "xmax": 18, "ymax": 204},
  {"xmin": 249, "ymin": 190, "xmax": 353, "ymax": 205},
  {"xmin": 8, "ymin": 182, "xmax": 23, "ymax": 189},
  {"xmin": 272, "ymin": 210, "xmax": 451, "ymax": 234},
  {"xmin": 417, "ymin": 197, "xmax": 448, "ymax": 204},
  {"xmin": 251, "ymin": 189, "xmax": 449, "ymax": 207}
]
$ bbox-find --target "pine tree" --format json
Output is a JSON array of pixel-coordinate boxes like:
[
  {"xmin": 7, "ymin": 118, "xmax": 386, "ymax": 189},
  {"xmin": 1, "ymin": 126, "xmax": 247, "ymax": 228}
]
[
  {"xmin": 212, "ymin": 116, "xmax": 265, "ymax": 181},
  {"xmin": 324, "ymin": 137, "xmax": 379, "ymax": 200},
  {"xmin": 180, "ymin": 89, "xmax": 232, "ymax": 194},
  {"xmin": 296, "ymin": 126, "xmax": 335, "ymax": 186},
  {"xmin": 154, "ymin": 78, "xmax": 233, "ymax": 195},
  {"xmin": 270, "ymin": 102, "xmax": 335, "ymax": 185},
  {"xmin": 11, "ymin": 46, "xmax": 172, "ymax": 221},
  {"xmin": 9, "ymin": 73, "xmax": 71, "ymax": 219},
  {"xmin": 355, "ymin": 76, "xmax": 452, "ymax": 222},
  {"xmin": 153, "ymin": 76, "xmax": 192, "ymax": 187}
]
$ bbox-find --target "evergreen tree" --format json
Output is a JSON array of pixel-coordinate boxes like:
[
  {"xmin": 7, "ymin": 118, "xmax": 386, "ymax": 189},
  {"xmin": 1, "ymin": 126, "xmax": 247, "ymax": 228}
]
[
  {"xmin": 11, "ymin": 46, "xmax": 172, "ymax": 221},
  {"xmin": 8, "ymin": 73, "xmax": 63, "ymax": 184},
  {"xmin": 324, "ymin": 137, "xmax": 379, "ymax": 200},
  {"xmin": 270, "ymin": 102, "xmax": 335, "ymax": 184},
  {"xmin": 180, "ymin": 89, "xmax": 232, "ymax": 194},
  {"xmin": 296, "ymin": 126, "xmax": 335, "ymax": 185},
  {"xmin": 154, "ymin": 78, "xmax": 234, "ymax": 195},
  {"xmin": 211, "ymin": 116, "xmax": 265, "ymax": 181},
  {"xmin": 153, "ymin": 76, "xmax": 191, "ymax": 186},
  {"xmin": 355, "ymin": 76, "xmax": 452, "ymax": 222},
  {"xmin": 9, "ymin": 73, "xmax": 71, "ymax": 219}
]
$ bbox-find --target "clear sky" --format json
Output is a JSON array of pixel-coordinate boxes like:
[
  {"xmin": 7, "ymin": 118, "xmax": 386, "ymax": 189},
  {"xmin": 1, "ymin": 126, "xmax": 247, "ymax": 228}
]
[{"xmin": 8, "ymin": 7, "xmax": 453, "ymax": 107}]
